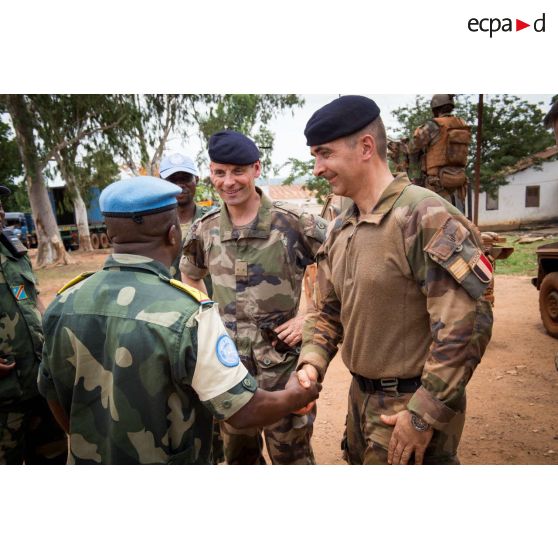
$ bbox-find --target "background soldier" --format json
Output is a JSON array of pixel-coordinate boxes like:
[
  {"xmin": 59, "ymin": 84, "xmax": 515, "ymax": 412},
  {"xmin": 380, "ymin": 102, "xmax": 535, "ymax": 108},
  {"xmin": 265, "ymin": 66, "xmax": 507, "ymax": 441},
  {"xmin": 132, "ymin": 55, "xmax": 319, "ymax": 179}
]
[
  {"xmin": 0, "ymin": 184, "xmax": 67, "ymax": 464},
  {"xmin": 387, "ymin": 137, "xmax": 410, "ymax": 173},
  {"xmin": 297, "ymin": 96, "xmax": 493, "ymax": 465},
  {"xmin": 37, "ymin": 177, "xmax": 320, "ymax": 464},
  {"xmin": 159, "ymin": 152, "xmax": 211, "ymax": 282},
  {"xmin": 180, "ymin": 130, "xmax": 327, "ymax": 465},
  {"xmin": 409, "ymin": 94, "xmax": 471, "ymax": 211}
]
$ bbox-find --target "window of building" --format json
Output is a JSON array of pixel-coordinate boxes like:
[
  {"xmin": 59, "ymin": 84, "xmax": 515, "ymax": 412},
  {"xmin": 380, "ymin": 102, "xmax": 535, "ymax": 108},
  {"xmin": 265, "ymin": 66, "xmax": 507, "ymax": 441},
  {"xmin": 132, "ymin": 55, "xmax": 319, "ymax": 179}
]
[
  {"xmin": 525, "ymin": 185, "xmax": 540, "ymax": 208},
  {"xmin": 486, "ymin": 189, "xmax": 499, "ymax": 210}
]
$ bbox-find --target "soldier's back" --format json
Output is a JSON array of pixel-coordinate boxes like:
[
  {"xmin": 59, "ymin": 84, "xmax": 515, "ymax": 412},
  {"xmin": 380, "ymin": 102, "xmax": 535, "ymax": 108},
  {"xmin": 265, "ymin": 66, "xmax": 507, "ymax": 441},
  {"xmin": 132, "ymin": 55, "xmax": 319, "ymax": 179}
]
[{"xmin": 40, "ymin": 254, "xmax": 213, "ymax": 464}]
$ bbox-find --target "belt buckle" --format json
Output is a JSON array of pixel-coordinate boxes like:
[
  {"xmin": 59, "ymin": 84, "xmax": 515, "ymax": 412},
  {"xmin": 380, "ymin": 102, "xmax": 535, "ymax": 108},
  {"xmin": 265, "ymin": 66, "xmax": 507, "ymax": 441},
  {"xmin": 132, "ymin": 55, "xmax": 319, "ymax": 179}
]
[{"xmin": 379, "ymin": 378, "xmax": 399, "ymax": 394}]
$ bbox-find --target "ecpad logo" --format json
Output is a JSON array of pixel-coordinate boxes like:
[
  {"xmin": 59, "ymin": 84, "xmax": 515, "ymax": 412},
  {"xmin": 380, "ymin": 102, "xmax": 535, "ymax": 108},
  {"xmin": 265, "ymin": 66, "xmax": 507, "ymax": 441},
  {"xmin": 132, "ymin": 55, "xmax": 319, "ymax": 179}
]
[{"xmin": 468, "ymin": 13, "xmax": 546, "ymax": 37}]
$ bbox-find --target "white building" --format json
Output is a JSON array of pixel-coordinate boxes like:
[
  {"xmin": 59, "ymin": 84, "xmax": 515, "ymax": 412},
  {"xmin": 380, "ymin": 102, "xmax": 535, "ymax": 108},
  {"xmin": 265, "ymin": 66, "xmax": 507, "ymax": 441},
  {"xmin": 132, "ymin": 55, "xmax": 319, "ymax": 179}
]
[{"xmin": 478, "ymin": 146, "xmax": 558, "ymax": 230}]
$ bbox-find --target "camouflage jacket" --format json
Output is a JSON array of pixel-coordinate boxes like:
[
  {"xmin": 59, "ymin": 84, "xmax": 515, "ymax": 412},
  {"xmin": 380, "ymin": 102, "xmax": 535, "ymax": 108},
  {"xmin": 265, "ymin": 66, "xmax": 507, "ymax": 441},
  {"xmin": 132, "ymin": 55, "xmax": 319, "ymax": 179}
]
[
  {"xmin": 180, "ymin": 189, "xmax": 327, "ymax": 373},
  {"xmin": 0, "ymin": 241, "xmax": 43, "ymax": 406},
  {"xmin": 38, "ymin": 254, "xmax": 257, "ymax": 464},
  {"xmin": 299, "ymin": 174, "xmax": 493, "ymax": 430},
  {"xmin": 169, "ymin": 204, "xmax": 211, "ymax": 281}
]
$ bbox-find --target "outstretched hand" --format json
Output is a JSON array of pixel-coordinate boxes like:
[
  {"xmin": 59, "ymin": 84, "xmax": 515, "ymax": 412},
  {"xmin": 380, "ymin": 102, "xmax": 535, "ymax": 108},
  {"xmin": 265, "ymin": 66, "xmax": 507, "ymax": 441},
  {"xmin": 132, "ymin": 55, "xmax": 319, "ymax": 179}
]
[
  {"xmin": 292, "ymin": 364, "xmax": 319, "ymax": 415},
  {"xmin": 285, "ymin": 369, "xmax": 321, "ymax": 415}
]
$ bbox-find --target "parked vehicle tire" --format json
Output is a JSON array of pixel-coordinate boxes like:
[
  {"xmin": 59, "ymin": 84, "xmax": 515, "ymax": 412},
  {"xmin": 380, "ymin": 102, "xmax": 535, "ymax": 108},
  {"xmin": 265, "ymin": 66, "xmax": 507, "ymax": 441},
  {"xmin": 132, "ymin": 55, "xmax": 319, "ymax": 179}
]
[
  {"xmin": 90, "ymin": 233, "xmax": 100, "ymax": 250},
  {"xmin": 539, "ymin": 272, "xmax": 558, "ymax": 338},
  {"xmin": 99, "ymin": 232, "xmax": 110, "ymax": 249}
]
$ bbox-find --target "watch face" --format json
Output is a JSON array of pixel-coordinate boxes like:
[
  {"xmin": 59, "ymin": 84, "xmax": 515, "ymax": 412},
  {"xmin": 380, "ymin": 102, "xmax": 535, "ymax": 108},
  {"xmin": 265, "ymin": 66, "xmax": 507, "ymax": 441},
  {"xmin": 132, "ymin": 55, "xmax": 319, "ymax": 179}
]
[{"xmin": 411, "ymin": 413, "xmax": 430, "ymax": 432}]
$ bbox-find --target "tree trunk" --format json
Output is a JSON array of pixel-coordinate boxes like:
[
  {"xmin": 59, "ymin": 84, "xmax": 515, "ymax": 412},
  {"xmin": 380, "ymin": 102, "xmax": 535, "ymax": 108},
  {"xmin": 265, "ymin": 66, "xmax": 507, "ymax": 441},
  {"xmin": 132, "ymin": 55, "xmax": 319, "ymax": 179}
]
[
  {"xmin": 5, "ymin": 95, "xmax": 72, "ymax": 267},
  {"xmin": 72, "ymin": 188, "xmax": 93, "ymax": 251},
  {"xmin": 55, "ymin": 153, "xmax": 93, "ymax": 252}
]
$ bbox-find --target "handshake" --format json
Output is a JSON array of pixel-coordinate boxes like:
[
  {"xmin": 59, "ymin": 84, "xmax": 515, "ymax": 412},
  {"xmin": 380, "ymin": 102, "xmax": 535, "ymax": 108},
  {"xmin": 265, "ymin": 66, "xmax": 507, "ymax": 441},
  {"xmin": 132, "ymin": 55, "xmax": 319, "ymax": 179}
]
[{"xmin": 288, "ymin": 364, "xmax": 319, "ymax": 415}]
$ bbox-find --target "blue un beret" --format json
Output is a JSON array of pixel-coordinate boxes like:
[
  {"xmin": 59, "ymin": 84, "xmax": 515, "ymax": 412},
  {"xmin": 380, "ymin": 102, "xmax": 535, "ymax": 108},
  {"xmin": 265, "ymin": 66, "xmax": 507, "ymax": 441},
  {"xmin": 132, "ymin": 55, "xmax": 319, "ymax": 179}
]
[
  {"xmin": 208, "ymin": 130, "xmax": 260, "ymax": 165},
  {"xmin": 100, "ymin": 176, "xmax": 181, "ymax": 219},
  {"xmin": 304, "ymin": 95, "xmax": 381, "ymax": 146},
  {"xmin": 0, "ymin": 184, "xmax": 11, "ymax": 196}
]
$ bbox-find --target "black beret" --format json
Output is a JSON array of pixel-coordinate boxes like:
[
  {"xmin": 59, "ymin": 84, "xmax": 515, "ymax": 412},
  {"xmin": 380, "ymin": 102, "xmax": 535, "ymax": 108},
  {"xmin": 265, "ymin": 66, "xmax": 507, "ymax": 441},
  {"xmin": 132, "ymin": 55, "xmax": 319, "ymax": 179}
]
[
  {"xmin": 304, "ymin": 95, "xmax": 381, "ymax": 146},
  {"xmin": 0, "ymin": 184, "xmax": 11, "ymax": 196},
  {"xmin": 208, "ymin": 130, "xmax": 260, "ymax": 165},
  {"xmin": 543, "ymin": 99, "xmax": 558, "ymax": 129}
]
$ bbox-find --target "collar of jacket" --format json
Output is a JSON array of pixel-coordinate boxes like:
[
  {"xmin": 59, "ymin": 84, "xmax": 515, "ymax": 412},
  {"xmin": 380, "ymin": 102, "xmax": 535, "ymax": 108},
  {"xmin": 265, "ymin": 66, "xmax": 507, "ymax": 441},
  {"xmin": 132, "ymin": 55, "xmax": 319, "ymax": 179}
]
[
  {"xmin": 340, "ymin": 173, "xmax": 411, "ymax": 229},
  {"xmin": 219, "ymin": 187, "xmax": 273, "ymax": 242},
  {"xmin": 103, "ymin": 253, "xmax": 172, "ymax": 278}
]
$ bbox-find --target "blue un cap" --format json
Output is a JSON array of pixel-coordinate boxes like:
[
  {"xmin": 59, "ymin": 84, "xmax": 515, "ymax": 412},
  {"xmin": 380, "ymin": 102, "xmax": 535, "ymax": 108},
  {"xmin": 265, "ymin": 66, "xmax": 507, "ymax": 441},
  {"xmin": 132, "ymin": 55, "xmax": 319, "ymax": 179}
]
[
  {"xmin": 0, "ymin": 184, "xmax": 11, "ymax": 196},
  {"xmin": 100, "ymin": 176, "xmax": 181, "ymax": 221},
  {"xmin": 304, "ymin": 95, "xmax": 380, "ymax": 146},
  {"xmin": 208, "ymin": 130, "xmax": 260, "ymax": 165}
]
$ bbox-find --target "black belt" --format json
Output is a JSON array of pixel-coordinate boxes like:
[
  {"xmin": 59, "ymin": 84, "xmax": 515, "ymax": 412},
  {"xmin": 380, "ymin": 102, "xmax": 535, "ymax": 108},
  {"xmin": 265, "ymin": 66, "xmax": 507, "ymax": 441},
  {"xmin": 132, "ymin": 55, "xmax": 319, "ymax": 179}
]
[{"xmin": 351, "ymin": 373, "xmax": 422, "ymax": 394}]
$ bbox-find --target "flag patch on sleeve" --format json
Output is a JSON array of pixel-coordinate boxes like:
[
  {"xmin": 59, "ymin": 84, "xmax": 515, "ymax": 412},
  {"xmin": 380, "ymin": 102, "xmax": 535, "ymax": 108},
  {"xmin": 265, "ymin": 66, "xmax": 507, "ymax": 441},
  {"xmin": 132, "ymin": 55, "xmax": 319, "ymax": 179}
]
[
  {"xmin": 12, "ymin": 285, "xmax": 28, "ymax": 301},
  {"xmin": 469, "ymin": 252, "xmax": 493, "ymax": 283}
]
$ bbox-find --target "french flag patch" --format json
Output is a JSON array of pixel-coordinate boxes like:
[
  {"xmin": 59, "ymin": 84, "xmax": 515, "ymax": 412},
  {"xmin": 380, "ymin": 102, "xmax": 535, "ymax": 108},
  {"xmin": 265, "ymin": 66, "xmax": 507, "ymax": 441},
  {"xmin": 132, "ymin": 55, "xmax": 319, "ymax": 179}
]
[{"xmin": 469, "ymin": 251, "xmax": 493, "ymax": 284}]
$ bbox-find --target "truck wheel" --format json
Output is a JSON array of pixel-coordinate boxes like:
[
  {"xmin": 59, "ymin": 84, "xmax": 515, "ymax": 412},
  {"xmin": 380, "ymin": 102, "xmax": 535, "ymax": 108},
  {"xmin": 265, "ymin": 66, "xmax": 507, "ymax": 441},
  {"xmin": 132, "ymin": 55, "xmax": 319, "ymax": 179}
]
[
  {"xmin": 99, "ymin": 232, "xmax": 110, "ymax": 249},
  {"xmin": 539, "ymin": 272, "xmax": 558, "ymax": 338},
  {"xmin": 90, "ymin": 233, "xmax": 100, "ymax": 250}
]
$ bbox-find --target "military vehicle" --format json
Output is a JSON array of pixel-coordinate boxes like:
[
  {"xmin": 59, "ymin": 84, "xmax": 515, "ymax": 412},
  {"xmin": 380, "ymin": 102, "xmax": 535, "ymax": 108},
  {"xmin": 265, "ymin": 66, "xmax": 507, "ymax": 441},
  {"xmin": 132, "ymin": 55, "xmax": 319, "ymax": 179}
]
[{"xmin": 532, "ymin": 241, "xmax": 558, "ymax": 338}]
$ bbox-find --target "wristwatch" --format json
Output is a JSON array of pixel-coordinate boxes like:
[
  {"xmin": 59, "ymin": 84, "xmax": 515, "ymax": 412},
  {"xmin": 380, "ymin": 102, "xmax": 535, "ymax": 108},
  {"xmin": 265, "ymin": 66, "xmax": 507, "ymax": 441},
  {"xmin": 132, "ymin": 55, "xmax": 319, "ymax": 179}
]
[{"xmin": 410, "ymin": 412, "xmax": 431, "ymax": 432}]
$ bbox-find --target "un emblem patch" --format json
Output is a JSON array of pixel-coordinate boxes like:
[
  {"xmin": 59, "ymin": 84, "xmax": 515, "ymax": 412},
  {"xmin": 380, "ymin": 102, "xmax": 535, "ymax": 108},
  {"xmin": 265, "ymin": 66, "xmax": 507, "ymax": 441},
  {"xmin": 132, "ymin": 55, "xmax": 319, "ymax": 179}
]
[{"xmin": 216, "ymin": 335, "xmax": 240, "ymax": 367}]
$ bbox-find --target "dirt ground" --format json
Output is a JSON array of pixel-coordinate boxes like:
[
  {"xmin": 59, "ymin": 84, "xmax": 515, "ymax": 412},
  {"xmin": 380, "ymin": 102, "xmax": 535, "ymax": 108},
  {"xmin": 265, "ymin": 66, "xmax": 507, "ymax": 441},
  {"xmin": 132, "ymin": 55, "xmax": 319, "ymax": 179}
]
[{"xmin": 35, "ymin": 250, "xmax": 558, "ymax": 465}]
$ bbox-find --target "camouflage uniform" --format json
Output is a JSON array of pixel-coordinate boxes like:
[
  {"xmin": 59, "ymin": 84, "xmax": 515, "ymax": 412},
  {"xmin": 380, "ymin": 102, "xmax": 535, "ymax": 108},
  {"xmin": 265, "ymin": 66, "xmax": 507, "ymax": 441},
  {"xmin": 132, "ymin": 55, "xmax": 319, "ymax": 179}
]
[
  {"xmin": 0, "ymin": 242, "xmax": 67, "ymax": 464},
  {"xmin": 38, "ymin": 253, "xmax": 257, "ymax": 465},
  {"xmin": 409, "ymin": 115, "xmax": 468, "ymax": 209},
  {"xmin": 181, "ymin": 189, "xmax": 327, "ymax": 464},
  {"xmin": 299, "ymin": 173, "xmax": 493, "ymax": 465},
  {"xmin": 169, "ymin": 204, "xmax": 211, "ymax": 281}
]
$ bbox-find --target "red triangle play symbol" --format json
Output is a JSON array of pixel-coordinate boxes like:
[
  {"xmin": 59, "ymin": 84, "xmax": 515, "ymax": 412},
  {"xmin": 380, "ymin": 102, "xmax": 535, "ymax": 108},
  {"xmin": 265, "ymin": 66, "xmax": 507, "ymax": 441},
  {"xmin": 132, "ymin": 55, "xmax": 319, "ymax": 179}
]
[{"xmin": 516, "ymin": 19, "xmax": 530, "ymax": 31}]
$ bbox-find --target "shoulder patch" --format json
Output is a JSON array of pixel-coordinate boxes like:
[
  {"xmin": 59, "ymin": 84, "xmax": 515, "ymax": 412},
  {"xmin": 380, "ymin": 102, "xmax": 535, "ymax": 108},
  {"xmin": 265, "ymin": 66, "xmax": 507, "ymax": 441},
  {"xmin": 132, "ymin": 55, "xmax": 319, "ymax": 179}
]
[
  {"xmin": 168, "ymin": 278, "xmax": 213, "ymax": 305},
  {"xmin": 57, "ymin": 272, "xmax": 96, "ymax": 295}
]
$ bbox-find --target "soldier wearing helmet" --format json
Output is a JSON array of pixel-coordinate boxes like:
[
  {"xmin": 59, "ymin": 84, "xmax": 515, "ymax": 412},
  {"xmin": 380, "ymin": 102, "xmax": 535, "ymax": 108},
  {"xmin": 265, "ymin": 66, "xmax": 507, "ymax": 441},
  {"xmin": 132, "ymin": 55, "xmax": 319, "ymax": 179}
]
[{"xmin": 409, "ymin": 94, "xmax": 472, "ymax": 211}]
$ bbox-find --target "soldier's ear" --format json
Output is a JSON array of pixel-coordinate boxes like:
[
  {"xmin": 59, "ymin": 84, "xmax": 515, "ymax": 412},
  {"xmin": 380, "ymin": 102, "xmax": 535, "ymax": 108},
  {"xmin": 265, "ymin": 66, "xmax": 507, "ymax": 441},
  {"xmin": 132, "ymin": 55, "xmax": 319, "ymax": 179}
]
[
  {"xmin": 166, "ymin": 224, "xmax": 179, "ymax": 246},
  {"xmin": 361, "ymin": 134, "xmax": 376, "ymax": 161}
]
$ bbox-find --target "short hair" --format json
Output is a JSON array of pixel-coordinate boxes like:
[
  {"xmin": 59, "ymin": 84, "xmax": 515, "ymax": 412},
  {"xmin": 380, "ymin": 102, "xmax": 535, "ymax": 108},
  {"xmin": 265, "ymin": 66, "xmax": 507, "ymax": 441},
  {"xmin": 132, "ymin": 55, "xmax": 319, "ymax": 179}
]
[{"xmin": 345, "ymin": 116, "xmax": 387, "ymax": 160}]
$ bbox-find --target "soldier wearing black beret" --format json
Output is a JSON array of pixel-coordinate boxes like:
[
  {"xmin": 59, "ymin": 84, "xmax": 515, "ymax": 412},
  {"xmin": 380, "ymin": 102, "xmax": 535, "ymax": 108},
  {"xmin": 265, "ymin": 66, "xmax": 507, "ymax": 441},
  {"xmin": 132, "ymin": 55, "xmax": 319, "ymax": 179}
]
[
  {"xmin": 296, "ymin": 95, "xmax": 493, "ymax": 466},
  {"xmin": 180, "ymin": 130, "xmax": 328, "ymax": 465}
]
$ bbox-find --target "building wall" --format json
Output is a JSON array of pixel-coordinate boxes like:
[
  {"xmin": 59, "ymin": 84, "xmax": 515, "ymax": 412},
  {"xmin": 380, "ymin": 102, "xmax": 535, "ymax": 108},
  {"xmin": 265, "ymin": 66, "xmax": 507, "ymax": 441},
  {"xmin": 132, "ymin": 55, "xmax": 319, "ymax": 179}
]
[{"xmin": 478, "ymin": 159, "xmax": 558, "ymax": 229}]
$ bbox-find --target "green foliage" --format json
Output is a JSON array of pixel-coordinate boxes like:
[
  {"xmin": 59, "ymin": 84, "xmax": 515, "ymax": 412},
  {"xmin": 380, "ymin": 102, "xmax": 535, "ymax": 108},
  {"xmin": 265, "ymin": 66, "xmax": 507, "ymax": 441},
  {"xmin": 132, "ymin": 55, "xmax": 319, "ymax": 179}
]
[
  {"xmin": 0, "ymin": 118, "xmax": 25, "ymax": 211},
  {"xmin": 194, "ymin": 178, "xmax": 219, "ymax": 204},
  {"xmin": 495, "ymin": 235, "xmax": 558, "ymax": 276},
  {"xmin": 392, "ymin": 94, "xmax": 556, "ymax": 194},
  {"xmin": 194, "ymin": 95, "xmax": 304, "ymax": 175},
  {"xmin": 281, "ymin": 157, "xmax": 331, "ymax": 203}
]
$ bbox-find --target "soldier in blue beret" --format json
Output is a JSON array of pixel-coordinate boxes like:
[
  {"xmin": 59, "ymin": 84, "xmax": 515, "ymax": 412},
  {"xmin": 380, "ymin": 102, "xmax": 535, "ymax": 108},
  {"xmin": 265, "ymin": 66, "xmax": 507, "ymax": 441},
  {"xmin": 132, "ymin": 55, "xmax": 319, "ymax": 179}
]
[
  {"xmin": 297, "ymin": 95, "xmax": 493, "ymax": 466},
  {"xmin": 38, "ymin": 176, "xmax": 320, "ymax": 464},
  {"xmin": 180, "ymin": 130, "xmax": 328, "ymax": 464}
]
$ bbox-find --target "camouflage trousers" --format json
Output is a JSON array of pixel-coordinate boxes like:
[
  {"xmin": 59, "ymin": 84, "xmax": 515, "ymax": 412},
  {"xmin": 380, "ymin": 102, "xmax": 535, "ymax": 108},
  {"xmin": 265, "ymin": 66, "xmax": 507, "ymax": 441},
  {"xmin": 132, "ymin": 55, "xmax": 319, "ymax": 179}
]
[
  {"xmin": 0, "ymin": 396, "xmax": 68, "ymax": 465},
  {"xmin": 220, "ymin": 359, "xmax": 316, "ymax": 465},
  {"xmin": 342, "ymin": 376, "xmax": 465, "ymax": 465}
]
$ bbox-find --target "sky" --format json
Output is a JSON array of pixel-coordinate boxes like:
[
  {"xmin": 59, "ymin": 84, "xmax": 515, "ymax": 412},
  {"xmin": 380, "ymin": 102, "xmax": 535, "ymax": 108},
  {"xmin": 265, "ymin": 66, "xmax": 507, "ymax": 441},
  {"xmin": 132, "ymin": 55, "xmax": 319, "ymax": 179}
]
[{"xmin": 165, "ymin": 93, "xmax": 555, "ymax": 179}]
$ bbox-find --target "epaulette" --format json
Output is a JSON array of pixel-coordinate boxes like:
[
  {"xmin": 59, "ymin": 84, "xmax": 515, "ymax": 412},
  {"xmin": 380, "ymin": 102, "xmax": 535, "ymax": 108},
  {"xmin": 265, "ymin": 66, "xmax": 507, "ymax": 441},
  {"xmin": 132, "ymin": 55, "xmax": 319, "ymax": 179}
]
[
  {"xmin": 57, "ymin": 272, "xmax": 96, "ymax": 295},
  {"xmin": 272, "ymin": 200, "xmax": 303, "ymax": 218},
  {"xmin": 165, "ymin": 277, "xmax": 213, "ymax": 305},
  {"xmin": 199, "ymin": 206, "xmax": 221, "ymax": 222}
]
